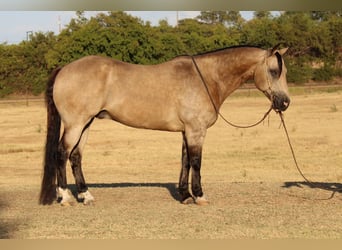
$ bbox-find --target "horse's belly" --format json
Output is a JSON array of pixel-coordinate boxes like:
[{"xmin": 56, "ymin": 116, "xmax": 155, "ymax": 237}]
[{"xmin": 105, "ymin": 104, "xmax": 184, "ymax": 132}]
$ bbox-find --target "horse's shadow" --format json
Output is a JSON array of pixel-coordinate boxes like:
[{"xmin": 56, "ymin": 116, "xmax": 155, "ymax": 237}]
[
  {"xmin": 0, "ymin": 198, "xmax": 19, "ymax": 238},
  {"xmin": 68, "ymin": 182, "xmax": 180, "ymax": 201},
  {"xmin": 282, "ymin": 181, "xmax": 342, "ymax": 198}
]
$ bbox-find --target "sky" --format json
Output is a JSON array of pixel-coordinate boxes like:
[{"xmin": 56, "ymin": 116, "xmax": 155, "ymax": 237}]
[{"xmin": 0, "ymin": 11, "xmax": 254, "ymax": 44}]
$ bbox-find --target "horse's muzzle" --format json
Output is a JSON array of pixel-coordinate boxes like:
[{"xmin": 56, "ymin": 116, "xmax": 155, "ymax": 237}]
[{"xmin": 272, "ymin": 91, "xmax": 290, "ymax": 112}]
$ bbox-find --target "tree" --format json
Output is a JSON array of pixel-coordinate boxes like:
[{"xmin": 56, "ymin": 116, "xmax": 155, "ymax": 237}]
[
  {"xmin": 177, "ymin": 18, "xmax": 233, "ymax": 54},
  {"xmin": 241, "ymin": 17, "xmax": 279, "ymax": 48},
  {"xmin": 310, "ymin": 11, "xmax": 342, "ymax": 21},
  {"xmin": 0, "ymin": 31, "xmax": 56, "ymax": 96},
  {"xmin": 197, "ymin": 11, "xmax": 244, "ymax": 28},
  {"xmin": 254, "ymin": 11, "xmax": 272, "ymax": 19}
]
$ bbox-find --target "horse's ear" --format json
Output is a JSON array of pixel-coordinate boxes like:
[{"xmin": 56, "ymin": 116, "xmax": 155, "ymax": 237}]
[
  {"xmin": 278, "ymin": 47, "xmax": 289, "ymax": 56},
  {"xmin": 267, "ymin": 43, "xmax": 281, "ymax": 56},
  {"xmin": 271, "ymin": 43, "xmax": 281, "ymax": 54},
  {"xmin": 268, "ymin": 44, "xmax": 289, "ymax": 56}
]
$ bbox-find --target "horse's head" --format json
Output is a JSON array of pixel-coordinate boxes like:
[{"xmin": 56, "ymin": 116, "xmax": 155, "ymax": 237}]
[{"xmin": 254, "ymin": 45, "xmax": 290, "ymax": 112}]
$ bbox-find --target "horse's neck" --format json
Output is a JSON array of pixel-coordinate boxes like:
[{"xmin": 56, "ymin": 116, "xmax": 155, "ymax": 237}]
[{"xmin": 196, "ymin": 50, "xmax": 264, "ymax": 108}]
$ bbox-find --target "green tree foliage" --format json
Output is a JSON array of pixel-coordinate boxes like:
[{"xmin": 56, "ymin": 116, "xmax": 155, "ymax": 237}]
[
  {"xmin": 197, "ymin": 11, "xmax": 245, "ymax": 28},
  {"xmin": 254, "ymin": 11, "xmax": 273, "ymax": 19},
  {"xmin": 0, "ymin": 31, "xmax": 55, "ymax": 97},
  {"xmin": 0, "ymin": 11, "xmax": 341, "ymax": 97},
  {"xmin": 241, "ymin": 14, "xmax": 279, "ymax": 48}
]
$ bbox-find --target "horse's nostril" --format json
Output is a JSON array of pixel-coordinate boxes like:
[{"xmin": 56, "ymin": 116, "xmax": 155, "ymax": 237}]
[
  {"xmin": 284, "ymin": 97, "xmax": 291, "ymax": 110},
  {"xmin": 272, "ymin": 93, "xmax": 290, "ymax": 112},
  {"xmin": 282, "ymin": 101, "xmax": 290, "ymax": 111}
]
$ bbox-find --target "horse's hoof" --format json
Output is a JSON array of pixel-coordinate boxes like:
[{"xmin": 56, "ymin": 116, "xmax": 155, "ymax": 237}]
[
  {"xmin": 60, "ymin": 201, "xmax": 73, "ymax": 207},
  {"xmin": 83, "ymin": 199, "xmax": 95, "ymax": 206},
  {"xmin": 59, "ymin": 196, "xmax": 75, "ymax": 206},
  {"xmin": 181, "ymin": 196, "xmax": 195, "ymax": 205},
  {"xmin": 195, "ymin": 196, "xmax": 209, "ymax": 206}
]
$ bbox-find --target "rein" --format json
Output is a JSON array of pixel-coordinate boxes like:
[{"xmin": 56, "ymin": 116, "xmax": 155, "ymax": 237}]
[{"xmin": 190, "ymin": 55, "xmax": 272, "ymax": 129}]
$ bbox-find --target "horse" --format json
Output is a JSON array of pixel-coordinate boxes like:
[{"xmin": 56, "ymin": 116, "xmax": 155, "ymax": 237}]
[{"xmin": 39, "ymin": 45, "xmax": 290, "ymax": 206}]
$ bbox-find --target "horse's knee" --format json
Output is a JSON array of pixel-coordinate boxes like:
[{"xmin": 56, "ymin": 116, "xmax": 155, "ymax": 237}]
[{"xmin": 190, "ymin": 155, "xmax": 201, "ymax": 171}]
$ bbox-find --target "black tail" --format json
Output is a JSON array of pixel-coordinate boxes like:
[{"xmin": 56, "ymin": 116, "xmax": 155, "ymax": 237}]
[{"xmin": 39, "ymin": 67, "xmax": 62, "ymax": 205}]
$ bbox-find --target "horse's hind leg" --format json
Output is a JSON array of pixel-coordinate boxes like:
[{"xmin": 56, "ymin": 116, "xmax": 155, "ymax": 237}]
[
  {"xmin": 56, "ymin": 123, "xmax": 93, "ymax": 205},
  {"xmin": 56, "ymin": 140, "xmax": 74, "ymax": 206},
  {"xmin": 70, "ymin": 126, "xmax": 95, "ymax": 205}
]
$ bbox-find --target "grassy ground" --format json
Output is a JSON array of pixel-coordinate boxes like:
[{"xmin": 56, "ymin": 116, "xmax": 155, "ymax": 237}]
[{"xmin": 0, "ymin": 88, "xmax": 342, "ymax": 239}]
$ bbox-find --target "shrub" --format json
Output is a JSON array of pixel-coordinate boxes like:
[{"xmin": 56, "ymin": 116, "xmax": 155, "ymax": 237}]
[
  {"xmin": 313, "ymin": 64, "xmax": 335, "ymax": 81},
  {"xmin": 286, "ymin": 60, "xmax": 313, "ymax": 84}
]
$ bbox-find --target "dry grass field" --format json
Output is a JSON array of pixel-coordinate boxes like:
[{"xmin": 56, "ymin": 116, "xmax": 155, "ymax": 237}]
[{"xmin": 0, "ymin": 87, "xmax": 342, "ymax": 239}]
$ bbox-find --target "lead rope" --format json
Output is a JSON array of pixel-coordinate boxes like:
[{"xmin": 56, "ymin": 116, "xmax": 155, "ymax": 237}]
[
  {"xmin": 279, "ymin": 112, "xmax": 342, "ymax": 195},
  {"xmin": 191, "ymin": 56, "xmax": 273, "ymax": 129},
  {"xmin": 279, "ymin": 112, "xmax": 312, "ymax": 184}
]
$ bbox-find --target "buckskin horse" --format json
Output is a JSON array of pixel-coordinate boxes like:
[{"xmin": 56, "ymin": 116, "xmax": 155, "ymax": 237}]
[{"xmin": 39, "ymin": 45, "xmax": 290, "ymax": 206}]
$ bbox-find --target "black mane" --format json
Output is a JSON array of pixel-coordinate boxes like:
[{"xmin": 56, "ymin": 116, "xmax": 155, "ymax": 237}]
[
  {"xmin": 194, "ymin": 45, "xmax": 263, "ymax": 56},
  {"xmin": 174, "ymin": 45, "xmax": 263, "ymax": 59}
]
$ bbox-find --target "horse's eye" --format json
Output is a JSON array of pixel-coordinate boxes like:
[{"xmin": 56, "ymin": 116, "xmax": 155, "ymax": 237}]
[{"xmin": 269, "ymin": 69, "xmax": 279, "ymax": 78}]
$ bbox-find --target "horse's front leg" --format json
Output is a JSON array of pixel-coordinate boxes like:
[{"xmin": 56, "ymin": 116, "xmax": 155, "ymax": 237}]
[
  {"xmin": 188, "ymin": 145, "xmax": 209, "ymax": 205},
  {"xmin": 181, "ymin": 128, "xmax": 209, "ymax": 205},
  {"xmin": 178, "ymin": 132, "xmax": 193, "ymax": 204}
]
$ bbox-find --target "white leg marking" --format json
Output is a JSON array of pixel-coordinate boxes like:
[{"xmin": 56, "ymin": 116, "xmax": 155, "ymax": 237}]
[
  {"xmin": 56, "ymin": 187, "xmax": 63, "ymax": 199},
  {"xmin": 78, "ymin": 190, "xmax": 95, "ymax": 205},
  {"xmin": 195, "ymin": 195, "xmax": 209, "ymax": 206},
  {"xmin": 57, "ymin": 187, "xmax": 75, "ymax": 206}
]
